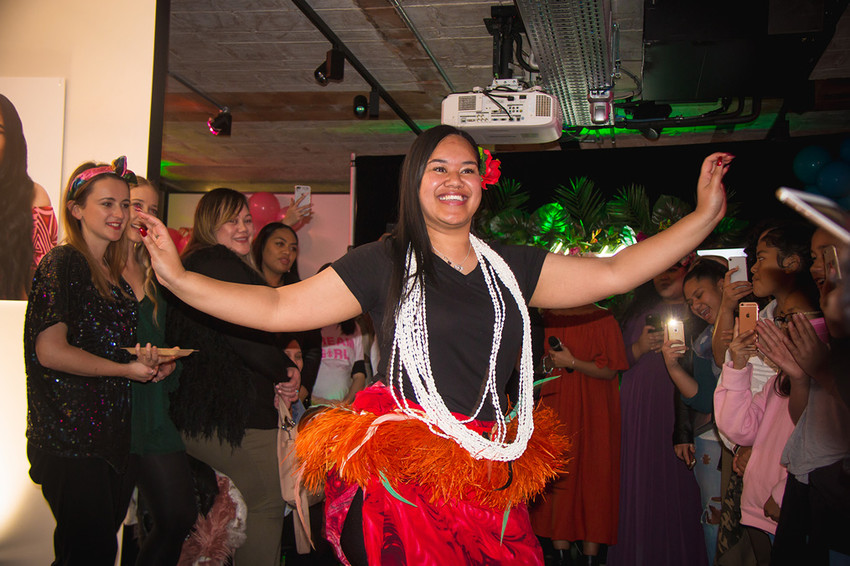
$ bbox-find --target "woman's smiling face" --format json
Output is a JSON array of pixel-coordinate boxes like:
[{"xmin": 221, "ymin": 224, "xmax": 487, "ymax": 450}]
[
  {"xmin": 214, "ymin": 204, "xmax": 254, "ymax": 257},
  {"xmin": 684, "ymin": 276, "xmax": 723, "ymax": 324},
  {"xmin": 418, "ymin": 134, "xmax": 482, "ymax": 234},
  {"xmin": 127, "ymin": 183, "xmax": 159, "ymax": 244},
  {"xmin": 70, "ymin": 176, "xmax": 131, "ymax": 247}
]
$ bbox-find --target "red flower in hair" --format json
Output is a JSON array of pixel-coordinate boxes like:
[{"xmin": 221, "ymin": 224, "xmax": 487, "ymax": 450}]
[{"xmin": 478, "ymin": 147, "xmax": 501, "ymax": 190}]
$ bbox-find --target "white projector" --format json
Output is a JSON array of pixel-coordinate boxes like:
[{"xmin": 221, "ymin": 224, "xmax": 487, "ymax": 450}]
[{"xmin": 441, "ymin": 85, "xmax": 563, "ymax": 145}]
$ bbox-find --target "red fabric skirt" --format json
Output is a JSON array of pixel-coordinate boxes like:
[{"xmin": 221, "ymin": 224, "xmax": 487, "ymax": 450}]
[{"xmin": 296, "ymin": 384, "xmax": 569, "ymax": 565}]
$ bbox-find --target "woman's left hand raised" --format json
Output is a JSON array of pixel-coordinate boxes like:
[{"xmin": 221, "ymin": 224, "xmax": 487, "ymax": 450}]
[
  {"xmin": 136, "ymin": 211, "xmax": 186, "ymax": 291},
  {"xmin": 695, "ymin": 152, "xmax": 734, "ymax": 227}
]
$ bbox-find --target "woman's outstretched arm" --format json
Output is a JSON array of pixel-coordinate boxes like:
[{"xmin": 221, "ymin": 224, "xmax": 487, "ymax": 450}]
[
  {"xmin": 531, "ymin": 152, "xmax": 733, "ymax": 309},
  {"xmin": 136, "ymin": 212, "xmax": 362, "ymax": 332}
]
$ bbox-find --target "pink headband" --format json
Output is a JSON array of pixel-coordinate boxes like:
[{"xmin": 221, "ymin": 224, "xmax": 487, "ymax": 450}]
[{"xmin": 68, "ymin": 156, "xmax": 137, "ymax": 200}]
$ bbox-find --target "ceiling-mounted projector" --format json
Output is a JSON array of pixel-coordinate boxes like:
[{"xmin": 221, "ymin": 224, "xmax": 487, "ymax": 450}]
[{"xmin": 441, "ymin": 80, "xmax": 563, "ymax": 144}]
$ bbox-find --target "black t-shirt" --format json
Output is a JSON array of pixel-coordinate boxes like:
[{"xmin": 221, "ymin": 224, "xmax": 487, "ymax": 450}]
[{"xmin": 332, "ymin": 239, "xmax": 547, "ymax": 420}]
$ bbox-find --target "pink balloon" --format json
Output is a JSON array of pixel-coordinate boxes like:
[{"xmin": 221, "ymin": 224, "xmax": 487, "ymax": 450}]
[
  {"xmin": 248, "ymin": 193, "xmax": 280, "ymax": 230},
  {"xmin": 168, "ymin": 227, "xmax": 191, "ymax": 253},
  {"xmin": 167, "ymin": 228, "xmax": 182, "ymax": 247},
  {"xmin": 177, "ymin": 227, "xmax": 192, "ymax": 254}
]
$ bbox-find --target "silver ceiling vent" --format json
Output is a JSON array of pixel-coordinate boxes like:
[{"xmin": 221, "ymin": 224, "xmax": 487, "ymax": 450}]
[{"xmin": 515, "ymin": 0, "xmax": 614, "ymax": 127}]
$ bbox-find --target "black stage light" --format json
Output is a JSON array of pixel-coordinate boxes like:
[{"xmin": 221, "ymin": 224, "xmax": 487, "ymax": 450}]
[
  {"xmin": 315, "ymin": 48, "xmax": 345, "ymax": 86},
  {"xmin": 353, "ymin": 95, "xmax": 368, "ymax": 118},
  {"xmin": 207, "ymin": 109, "xmax": 232, "ymax": 136},
  {"xmin": 314, "ymin": 63, "xmax": 329, "ymax": 86},
  {"xmin": 353, "ymin": 90, "xmax": 380, "ymax": 119}
]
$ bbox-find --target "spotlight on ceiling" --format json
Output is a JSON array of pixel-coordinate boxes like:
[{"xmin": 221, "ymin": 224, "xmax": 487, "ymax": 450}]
[
  {"xmin": 353, "ymin": 89, "xmax": 380, "ymax": 119},
  {"xmin": 207, "ymin": 108, "xmax": 232, "ymax": 136},
  {"xmin": 353, "ymin": 95, "xmax": 368, "ymax": 118},
  {"xmin": 314, "ymin": 47, "xmax": 345, "ymax": 86},
  {"xmin": 314, "ymin": 63, "xmax": 330, "ymax": 86}
]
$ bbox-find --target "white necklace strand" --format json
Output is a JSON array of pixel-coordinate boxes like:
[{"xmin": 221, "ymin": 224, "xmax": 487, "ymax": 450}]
[
  {"xmin": 431, "ymin": 241, "xmax": 472, "ymax": 272},
  {"xmin": 387, "ymin": 234, "xmax": 534, "ymax": 461}
]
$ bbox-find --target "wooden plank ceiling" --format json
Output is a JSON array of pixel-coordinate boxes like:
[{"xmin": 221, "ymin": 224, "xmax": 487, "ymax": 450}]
[{"xmin": 161, "ymin": 0, "xmax": 850, "ymax": 193}]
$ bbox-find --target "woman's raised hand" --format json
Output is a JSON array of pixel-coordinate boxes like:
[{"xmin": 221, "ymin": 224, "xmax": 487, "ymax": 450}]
[
  {"xmin": 695, "ymin": 152, "xmax": 734, "ymax": 227},
  {"xmin": 136, "ymin": 211, "xmax": 186, "ymax": 290},
  {"xmin": 282, "ymin": 195, "xmax": 313, "ymax": 227},
  {"xmin": 728, "ymin": 319, "xmax": 757, "ymax": 370},
  {"xmin": 720, "ymin": 268, "xmax": 753, "ymax": 314},
  {"xmin": 661, "ymin": 339, "xmax": 687, "ymax": 367}
]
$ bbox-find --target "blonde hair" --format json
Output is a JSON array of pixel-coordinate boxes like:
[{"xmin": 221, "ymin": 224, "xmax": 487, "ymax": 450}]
[
  {"xmin": 182, "ymin": 187, "xmax": 257, "ymax": 268},
  {"xmin": 130, "ymin": 176, "xmax": 161, "ymax": 322},
  {"xmin": 62, "ymin": 162, "xmax": 130, "ymax": 300}
]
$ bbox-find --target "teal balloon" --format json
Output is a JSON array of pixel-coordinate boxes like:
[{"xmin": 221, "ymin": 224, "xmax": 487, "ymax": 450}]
[
  {"xmin": 841, "ymin": 138, "xmax": 850, "ymax": 163},
  {"xmin": 793, "ymin": 146, "xmax": 831, "ymax": 184},
  {"xmin": 816, "ymin": 161, "xmax": 850, "ymax": 199}
]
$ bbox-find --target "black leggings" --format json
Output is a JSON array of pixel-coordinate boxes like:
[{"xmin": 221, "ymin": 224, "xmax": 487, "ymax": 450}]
[
  {"xmin": 340, "ymin": 488, "xmax": 369, "ymax": 566},
  {"xmin": 135, "ymin": 451, "xmax": 197, "ymax": 566}
]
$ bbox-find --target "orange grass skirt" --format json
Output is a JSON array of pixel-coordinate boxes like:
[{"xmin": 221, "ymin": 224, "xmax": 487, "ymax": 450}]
[{"xmin": 295, "ymin": 387, "xmax": 570, "ymax": 510}]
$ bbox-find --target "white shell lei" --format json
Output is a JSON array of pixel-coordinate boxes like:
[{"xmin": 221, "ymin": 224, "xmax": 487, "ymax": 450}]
[{"xmin": 387, "ymin": 234, "xmax": 534, "ymax": 461}]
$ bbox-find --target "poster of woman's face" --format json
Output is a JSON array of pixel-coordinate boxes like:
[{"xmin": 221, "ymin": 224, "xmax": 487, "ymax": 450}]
[{"xmin": 0, "ymin": 78, "xmax": 65, "ymax": 300}]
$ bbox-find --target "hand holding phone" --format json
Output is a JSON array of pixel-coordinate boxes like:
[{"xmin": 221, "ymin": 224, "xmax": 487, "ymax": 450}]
[
  {"xmin": 665, "ymin": 319, "xmax": 686, "ymax": 353},
  {"xmin": 728, "ymin": 256, "xmax": 748, "ymax": 283},
  {"xmin": 824, "ymin": 245, "xmax": 843, "ymax": 283},
  {"xmin": 294, "ymin": 185, "xmax": 311, "ymax": 206},
  {"xmin": 645, "ymin": 314, "xmax": 663, "ymax": 332},
  {"xmin": 738, "ymin": 302, "xmax": 759, "ymax": 334},
  {"xmin": 548, "ymin": 336, "xmax": 574, "ymax": 373}
]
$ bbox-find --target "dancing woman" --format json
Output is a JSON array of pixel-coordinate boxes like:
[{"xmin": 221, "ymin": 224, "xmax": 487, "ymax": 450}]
[{"xmin": 137, "ymin": 126, "xmax": 731, "ymax": 565}]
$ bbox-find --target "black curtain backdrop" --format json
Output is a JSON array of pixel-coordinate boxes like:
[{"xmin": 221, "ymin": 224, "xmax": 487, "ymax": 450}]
[{"xmin": 353, "ymin": 133, "xmax": 848, "ymax": 247}]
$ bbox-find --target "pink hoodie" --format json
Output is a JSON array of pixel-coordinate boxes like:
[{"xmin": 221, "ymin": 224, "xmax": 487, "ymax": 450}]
[{"xmin": 714, "ymin": 363, "xmax": 794, "ymax": 535}]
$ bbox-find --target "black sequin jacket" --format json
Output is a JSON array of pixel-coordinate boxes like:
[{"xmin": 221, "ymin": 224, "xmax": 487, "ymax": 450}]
[{"xmin": 24, "ymin": 245, "xmax": 136, "ymax": 471}]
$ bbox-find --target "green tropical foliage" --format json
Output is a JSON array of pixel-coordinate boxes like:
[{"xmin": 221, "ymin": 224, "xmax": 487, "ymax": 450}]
[
  {"xmin": 476, "ymin": 175, "xmax": 745, "ymax": 255},
  {"xmin": 607, "ymin": 184, "xmax": 653, "ymax": 235}
]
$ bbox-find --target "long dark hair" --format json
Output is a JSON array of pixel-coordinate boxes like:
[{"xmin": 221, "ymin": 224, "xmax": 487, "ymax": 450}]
[
  {"xmin": 385, "ymin": 125, "xmax": 480, "ymax": 337},
  {"xmin": 683, "ymin": 257, "xmax": 727, "ymax": 288},
  {"xmin": 0, "ymin": 94, "xmax": 35, "ymax": 299},
  {"xmin": 251, "ymin": 222, "xmax": 300, "ymax": 286},
  {"xmin": 754, "ymin": 220, "xmax": 818, "ymax": 306}
]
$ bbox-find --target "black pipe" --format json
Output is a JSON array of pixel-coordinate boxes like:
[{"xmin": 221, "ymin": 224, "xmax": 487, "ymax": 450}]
[
  {"xmin": 168, "ymin": 73, "xmax": 228, "ymax": 112},
  {"xmin": 615, "ymin": 97, "xmax": 760, "ymax": 130},
  {"xmin": 290, "ymin": 0, "xmax": 422, "ymax": 135}
]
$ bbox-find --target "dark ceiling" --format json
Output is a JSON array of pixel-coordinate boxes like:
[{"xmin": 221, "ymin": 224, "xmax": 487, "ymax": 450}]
[{"xmin": 159, "ymin": 0, "xmax": 850, "ymax": 194}]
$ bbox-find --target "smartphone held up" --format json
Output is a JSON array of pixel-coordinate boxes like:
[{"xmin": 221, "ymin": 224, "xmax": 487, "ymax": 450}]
[
  {"xmin": 728, "ymin": 255, "xmax": 748, "ymax": 283},
  {"xmin": 738, "ymin": 302, "xmax": 759, "ymax": 334},
  {"xmin": 665, "ymin": 319, "xmax": 686, "ymax": 353}
]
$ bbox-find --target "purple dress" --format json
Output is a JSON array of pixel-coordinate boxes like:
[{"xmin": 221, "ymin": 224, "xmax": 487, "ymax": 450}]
[{"xmin": 607, "ymin": 302, "xmax": 708, "ymax": 566}]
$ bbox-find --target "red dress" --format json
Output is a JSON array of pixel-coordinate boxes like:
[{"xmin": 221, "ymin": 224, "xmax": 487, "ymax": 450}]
[{"xmin": 530, "ymin": 308, "xmax": 629, "ymax": 545}]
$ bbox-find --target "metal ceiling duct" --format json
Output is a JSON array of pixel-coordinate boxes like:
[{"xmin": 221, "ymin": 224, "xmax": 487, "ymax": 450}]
[{"xmin": 515, "ymin": 0, "xmax": 614, "ymax": 127}]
